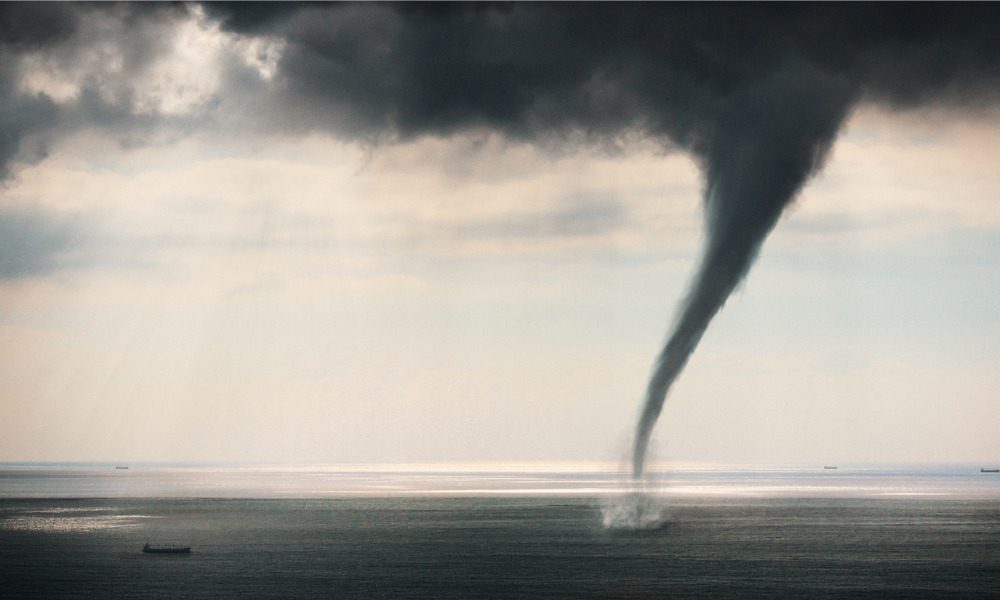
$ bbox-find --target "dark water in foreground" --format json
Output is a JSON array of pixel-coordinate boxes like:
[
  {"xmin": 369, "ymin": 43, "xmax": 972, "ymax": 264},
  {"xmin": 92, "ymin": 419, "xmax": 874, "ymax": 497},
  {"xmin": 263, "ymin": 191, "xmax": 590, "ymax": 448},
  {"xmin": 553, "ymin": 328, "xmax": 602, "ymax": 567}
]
[
  {"xmin": 3, "ymin": 495, "xmax": 1000, "ymax": 599},
  {"xmin": 3, "ymin": 465, "xmax": 1000, "ymax": 598}
]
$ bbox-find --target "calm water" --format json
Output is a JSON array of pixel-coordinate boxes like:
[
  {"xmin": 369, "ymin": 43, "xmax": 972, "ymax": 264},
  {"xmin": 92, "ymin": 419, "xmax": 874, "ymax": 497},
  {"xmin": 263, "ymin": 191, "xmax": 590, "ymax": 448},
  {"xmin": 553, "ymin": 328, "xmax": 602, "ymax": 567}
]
[{"xmin": 2, "ymin": 465, "xmax": 999, "ymax": 599}]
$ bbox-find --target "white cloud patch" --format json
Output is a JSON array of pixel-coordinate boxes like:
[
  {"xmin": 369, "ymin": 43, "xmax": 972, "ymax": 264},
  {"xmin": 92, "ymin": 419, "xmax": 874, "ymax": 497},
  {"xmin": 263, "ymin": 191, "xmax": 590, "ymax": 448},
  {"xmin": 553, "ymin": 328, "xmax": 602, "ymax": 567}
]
[{"xmin": 16, "ymin": 6, "xmax": 284, "ymax": 116}]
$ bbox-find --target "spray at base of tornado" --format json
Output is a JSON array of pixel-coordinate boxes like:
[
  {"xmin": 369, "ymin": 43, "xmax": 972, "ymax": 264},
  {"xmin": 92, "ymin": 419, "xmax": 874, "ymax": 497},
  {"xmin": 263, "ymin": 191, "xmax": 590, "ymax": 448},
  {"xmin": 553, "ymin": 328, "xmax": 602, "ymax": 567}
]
[{"xmin": 602, "ymin": 491, "xmax": 667, "ymax": 530}]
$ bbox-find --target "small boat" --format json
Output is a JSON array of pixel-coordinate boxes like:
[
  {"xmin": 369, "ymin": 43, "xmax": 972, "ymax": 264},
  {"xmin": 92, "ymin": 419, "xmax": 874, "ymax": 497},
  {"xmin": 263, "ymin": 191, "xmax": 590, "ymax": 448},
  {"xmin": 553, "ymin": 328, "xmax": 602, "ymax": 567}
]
[
  {"xmin": 823, "ymin": 466, "xmax": 838, "ymax": 470},
  {"xmin": 981, "ymin": 468, "xmax": 1000, "ymax": 473},
  {"xmin": 142, "ymin": 543, "xmax": 191, "ymax": 554},
  {"xmin": 115, "ymin": 466, "xmax": 129, "ymax": 470}
]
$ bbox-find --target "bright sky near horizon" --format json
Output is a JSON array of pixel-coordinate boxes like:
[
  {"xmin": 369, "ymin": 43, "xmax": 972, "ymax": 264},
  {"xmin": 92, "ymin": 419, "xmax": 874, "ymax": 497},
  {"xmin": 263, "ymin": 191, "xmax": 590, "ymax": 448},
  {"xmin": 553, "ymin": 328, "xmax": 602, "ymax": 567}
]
[{"xmin": 1, "ymin": 4, "xmax": 999, "ymax": 465}]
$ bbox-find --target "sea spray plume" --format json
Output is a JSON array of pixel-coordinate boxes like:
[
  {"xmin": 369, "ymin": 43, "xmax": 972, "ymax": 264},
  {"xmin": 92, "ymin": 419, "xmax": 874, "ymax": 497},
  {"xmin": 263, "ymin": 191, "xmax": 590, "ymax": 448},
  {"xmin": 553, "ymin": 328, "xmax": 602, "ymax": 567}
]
[
  {"xmin": 632, "ymin": 67, "xmax": 857, "ymax": 477},
  {"xmin": 602, "ymin": 491, "xmax": 666, "ymax": 530}
]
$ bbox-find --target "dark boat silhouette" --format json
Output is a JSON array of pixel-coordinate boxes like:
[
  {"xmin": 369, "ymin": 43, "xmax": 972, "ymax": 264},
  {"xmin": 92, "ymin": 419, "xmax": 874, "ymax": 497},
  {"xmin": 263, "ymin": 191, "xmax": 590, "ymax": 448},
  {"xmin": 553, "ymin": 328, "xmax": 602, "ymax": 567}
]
[
  {"xmin": 982, "ymin": 468, "xmax": 1000, "ymax": 473},
  {"xmin": 823, "ymin": 466, "xmax": 838, "ymax": 470},
  {"xmin": 142, "ymin": 543, "xmax": 191, "ymax": 554}
]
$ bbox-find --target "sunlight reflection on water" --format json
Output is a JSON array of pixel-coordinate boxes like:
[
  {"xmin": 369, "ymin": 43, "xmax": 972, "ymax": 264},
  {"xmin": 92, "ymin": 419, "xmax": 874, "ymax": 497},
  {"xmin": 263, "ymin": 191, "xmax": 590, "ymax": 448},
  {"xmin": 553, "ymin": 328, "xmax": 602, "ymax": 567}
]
[
  {"xmin": 1, "ymin": 463, "xmax": 998, "ymax": 499},
  {"xmin": 0, "ymin": 511, "xmax": 158, "ymax": 532}
]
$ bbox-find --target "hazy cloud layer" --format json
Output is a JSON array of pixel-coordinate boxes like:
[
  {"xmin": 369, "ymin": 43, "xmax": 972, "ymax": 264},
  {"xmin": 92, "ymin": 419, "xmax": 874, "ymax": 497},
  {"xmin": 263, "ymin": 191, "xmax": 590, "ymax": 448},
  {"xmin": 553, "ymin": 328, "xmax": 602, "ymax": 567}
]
[{"xmin": 0, "ymin": 204, "xmax": 78, "ymax": 278}]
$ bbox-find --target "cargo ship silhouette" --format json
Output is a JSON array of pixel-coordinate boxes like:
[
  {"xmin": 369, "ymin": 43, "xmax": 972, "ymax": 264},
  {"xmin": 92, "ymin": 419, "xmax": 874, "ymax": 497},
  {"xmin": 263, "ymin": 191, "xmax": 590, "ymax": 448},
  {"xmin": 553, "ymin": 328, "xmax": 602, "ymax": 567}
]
[{"xmin": 142, "ymin": 543, "xmax": 191, "ymax": 554}]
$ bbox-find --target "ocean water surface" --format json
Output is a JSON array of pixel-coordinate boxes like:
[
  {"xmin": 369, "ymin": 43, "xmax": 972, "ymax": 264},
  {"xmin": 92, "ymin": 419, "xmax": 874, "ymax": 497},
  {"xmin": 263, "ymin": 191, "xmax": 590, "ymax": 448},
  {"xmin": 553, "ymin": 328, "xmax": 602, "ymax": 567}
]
[{"xmin": 2, "ymin": 464, "xmax": 999, "ymax": 599}]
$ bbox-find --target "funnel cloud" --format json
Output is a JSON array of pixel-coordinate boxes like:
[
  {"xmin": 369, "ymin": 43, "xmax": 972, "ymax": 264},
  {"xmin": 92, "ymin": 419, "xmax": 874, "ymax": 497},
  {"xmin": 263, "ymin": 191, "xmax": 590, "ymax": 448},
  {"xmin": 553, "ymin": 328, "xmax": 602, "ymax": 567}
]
[{"xmin": 633, "ymin": 67, "xmax": 857, "ymax": 475}]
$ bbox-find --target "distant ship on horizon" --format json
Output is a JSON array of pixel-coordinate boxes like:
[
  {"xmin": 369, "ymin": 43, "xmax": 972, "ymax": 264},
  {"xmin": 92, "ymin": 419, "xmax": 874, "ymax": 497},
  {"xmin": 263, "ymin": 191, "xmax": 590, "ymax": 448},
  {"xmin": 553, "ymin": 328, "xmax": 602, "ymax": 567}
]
[
  {"xmin": 115, "ymin": 466, "xmax": 129, "ymax": 470},
  {"xmin": 981, "ymin": 468, "xmax": 999, "ymax": 473},
  {"xmin": 823, "ymin": 466, "xmax": 838, "ymax": 470},
  {"xmin": 142, "ymin": 543, "xmax": 191, "ymax": 554}
]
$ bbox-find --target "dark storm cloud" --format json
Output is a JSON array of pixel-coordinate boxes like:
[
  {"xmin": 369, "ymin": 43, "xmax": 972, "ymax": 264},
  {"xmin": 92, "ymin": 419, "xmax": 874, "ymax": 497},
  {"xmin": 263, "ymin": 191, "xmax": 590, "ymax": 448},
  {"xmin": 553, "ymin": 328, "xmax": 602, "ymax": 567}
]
[
  {"xmin": 0, "ymin": 72, "xmax": 57, "ymax": 181},
  {"xmin": 3, "ymin": 3, "xmax": 998, "ymax": 180},
  {"xmin": 204, "ymin": 3, "xmax": 1000, "ymax": 142},
  {"xmin": 202, "ymin": 1, "xmax": 304, "ymax": 34},
  {"xmin": 0, "ymin": 2, "xmax": 75, "ymax": 179},
  {"xmin": 0, "ymin": 2, "xmax": 79, "ymax": 51},
  {"xmin": 4, "ymin": 3, "xmax": 999, "ymax": 179}
]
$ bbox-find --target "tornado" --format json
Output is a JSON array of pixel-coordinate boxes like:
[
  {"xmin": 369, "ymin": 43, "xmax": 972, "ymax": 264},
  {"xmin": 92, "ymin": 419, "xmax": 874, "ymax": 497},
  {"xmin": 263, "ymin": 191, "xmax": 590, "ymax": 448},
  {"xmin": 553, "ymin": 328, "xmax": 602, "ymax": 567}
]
[{"xmin": 632, "ymin": 68, "xmax": 856, "ymax": 477}]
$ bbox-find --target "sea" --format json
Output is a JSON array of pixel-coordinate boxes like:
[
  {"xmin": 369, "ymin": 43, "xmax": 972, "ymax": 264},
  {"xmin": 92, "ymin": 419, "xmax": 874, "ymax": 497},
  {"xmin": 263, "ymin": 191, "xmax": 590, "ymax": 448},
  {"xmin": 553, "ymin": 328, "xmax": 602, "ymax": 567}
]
[{"xmin": 2, "ymin": 463, "xmax": 999, "ymax": 599}]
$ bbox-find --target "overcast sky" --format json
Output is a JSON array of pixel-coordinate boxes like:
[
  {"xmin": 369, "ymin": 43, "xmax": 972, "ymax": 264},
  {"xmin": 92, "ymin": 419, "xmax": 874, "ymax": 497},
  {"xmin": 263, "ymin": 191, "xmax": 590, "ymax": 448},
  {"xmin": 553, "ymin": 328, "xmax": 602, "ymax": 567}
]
[{"xmin": 1, "ymin": 3, "xmax": 999, "ymax": 466}]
